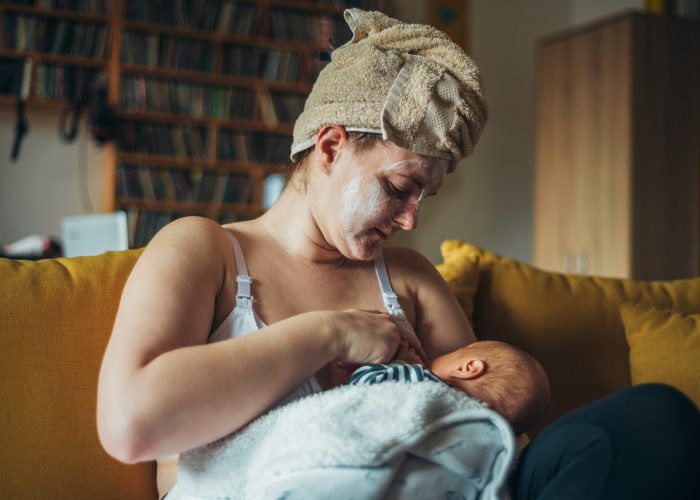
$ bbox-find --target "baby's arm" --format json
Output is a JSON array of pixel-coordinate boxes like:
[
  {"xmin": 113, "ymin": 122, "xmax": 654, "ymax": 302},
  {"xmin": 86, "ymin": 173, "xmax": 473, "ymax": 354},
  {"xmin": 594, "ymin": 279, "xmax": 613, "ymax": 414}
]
[{"xmin": 349, "ymin": 341, "xmax": 437, "ymax": 385}]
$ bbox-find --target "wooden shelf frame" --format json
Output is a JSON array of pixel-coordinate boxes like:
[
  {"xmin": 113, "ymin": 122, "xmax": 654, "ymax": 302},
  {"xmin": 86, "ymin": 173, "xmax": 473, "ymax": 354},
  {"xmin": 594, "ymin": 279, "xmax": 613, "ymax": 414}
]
[
  {"xmin": 120, "ymin": 64, "xmax": 312, "ymax": 94},
  {"xmin": 0, "ymin": 3, "xmax": 111, "ymax": 106},
  {"xmin": 115, "ymin": 109, "xmax": 295, "ymax": 134},
  {"xmin": 0, "ymin": 94, "xmax": 65, "ymax": 109},
  {"xmin": 269, "ymin": 0, "xmax": 346, "ymax": 16},
  {"xmin": 1, "ymin": 3, "xmax": 110, "ymax": 23},
  {"xmin": 121, "ymin": 19, "xmax": 333, "ymax": 54},
  {"xmin": 116, "ymin": 197, "xmax": 263, "ymax": 218},
  {"xmin": 117, "ymin": 152, "xmax": 275, "ymax": 175},
  {"xmin": 0, "ymin": 48, "xmax": 108, "ymax": 68}
]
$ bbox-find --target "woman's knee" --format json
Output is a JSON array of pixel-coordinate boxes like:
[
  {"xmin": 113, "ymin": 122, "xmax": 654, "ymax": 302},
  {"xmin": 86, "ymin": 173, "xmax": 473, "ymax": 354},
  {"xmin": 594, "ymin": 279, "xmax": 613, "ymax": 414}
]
[
  {"xmin": 621, "ymin": 383, "xmax": 696, "ymax": 414},
  {"xmin": 565, "ymin": 383, "xmax": 698, "ymax": 429},
  {"xmin": 614, "ymin": 384, "xmax": 700, "ymax": 437},
  {"xmin": 565, "ymin": 383, "xmax": 699, "ymax": 454},
  {"xmin": 512, "ymin": 385, "xmax": 700, "ymax": 499},
  {"xmin": 510, "ymin": 422, "xmax": 614, "ymax": 500}
]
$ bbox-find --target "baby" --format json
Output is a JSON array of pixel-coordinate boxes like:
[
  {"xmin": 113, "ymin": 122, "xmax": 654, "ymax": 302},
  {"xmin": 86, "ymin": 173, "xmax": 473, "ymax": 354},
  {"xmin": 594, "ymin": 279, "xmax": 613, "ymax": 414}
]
[{"xmin": 350, "ymin": 340, "xmax": 551, "ymax": 435}]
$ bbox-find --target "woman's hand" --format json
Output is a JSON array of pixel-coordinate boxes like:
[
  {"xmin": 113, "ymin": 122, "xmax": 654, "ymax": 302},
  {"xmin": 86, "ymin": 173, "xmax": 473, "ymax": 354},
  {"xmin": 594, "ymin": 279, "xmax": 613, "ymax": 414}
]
[
  {"xmin": 395, "ymin": 339, "xmax": 425, "ymax": 365},
  {"xmin": 329, "ymin": 309, "xmax": 427, "ymax": 365}
]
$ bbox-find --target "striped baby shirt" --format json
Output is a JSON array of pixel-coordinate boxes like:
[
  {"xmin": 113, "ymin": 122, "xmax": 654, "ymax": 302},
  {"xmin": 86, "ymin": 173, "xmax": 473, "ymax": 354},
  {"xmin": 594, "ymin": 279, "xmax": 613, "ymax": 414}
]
[{"xmin": 349, "ymin": 362, "xmax": 444, "ymax": 385}]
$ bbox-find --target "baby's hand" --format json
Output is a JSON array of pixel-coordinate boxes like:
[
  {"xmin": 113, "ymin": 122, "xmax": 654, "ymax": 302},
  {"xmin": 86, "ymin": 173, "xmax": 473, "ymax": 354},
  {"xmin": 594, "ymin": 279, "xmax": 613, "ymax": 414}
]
[{"xmin": 395, "ymin": 340, "xmax": 425, "ymax": 366}]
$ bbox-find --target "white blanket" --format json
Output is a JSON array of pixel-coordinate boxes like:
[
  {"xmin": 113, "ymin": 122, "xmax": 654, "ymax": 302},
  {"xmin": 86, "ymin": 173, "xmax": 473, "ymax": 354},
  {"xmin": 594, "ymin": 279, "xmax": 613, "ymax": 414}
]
[{"xmin": 167, "ymin": 381, "xmax": 516, "ymax": 500}]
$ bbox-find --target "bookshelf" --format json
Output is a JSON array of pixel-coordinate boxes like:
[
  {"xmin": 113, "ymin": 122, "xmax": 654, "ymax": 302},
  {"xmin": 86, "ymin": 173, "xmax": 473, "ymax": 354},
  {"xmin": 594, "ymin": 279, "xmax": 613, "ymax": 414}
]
[
  {"xmin": 0, "ymin": 0, "xmax": 109, "ymax": 110},
  {"xmin": 1, "ymin": 0, "xmax": 392, "ymax": 247}
]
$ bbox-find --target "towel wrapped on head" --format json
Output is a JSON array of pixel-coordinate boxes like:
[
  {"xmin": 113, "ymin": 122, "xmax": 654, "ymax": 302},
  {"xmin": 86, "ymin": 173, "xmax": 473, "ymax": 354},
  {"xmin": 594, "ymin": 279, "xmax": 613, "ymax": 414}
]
[{"xmin": 291, "ymin": 8, "xmax": 488, "ymax": 172}]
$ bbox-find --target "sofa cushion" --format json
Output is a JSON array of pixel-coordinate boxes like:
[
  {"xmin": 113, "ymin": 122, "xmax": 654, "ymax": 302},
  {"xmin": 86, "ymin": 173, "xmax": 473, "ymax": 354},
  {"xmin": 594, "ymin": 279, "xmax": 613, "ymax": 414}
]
[
  {"xmin": 438, "ymin": 240, "xmax": 700, "ymax": 434},
  {"xmin": 434, "ymin": 249, "xmax": 480, "ymax": 319},
  {"xmin": 0, "ymin": 250, "xmax": 156, "ymax": 500},
  {"xmin": 621, "ymin": 302, "xmax": 700, "ymax": 409}
]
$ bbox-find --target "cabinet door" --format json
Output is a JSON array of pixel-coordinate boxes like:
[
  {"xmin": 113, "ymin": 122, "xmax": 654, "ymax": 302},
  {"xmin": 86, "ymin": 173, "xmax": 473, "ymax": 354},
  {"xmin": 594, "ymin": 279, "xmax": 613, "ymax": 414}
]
[
  {"xmin": 572, "ymin": 17, "xmax": 633, "ymax": 278},
  {"xmin": 630, "ymin": 15, "xmax": 700, "ymax": 279},
  {"xmin": 534, "ymin": 18, "xmax": 633, "ymax": 277},
  {"xmin": 533, "ymin": 37, "xmax": 580, "ymax": 274}
]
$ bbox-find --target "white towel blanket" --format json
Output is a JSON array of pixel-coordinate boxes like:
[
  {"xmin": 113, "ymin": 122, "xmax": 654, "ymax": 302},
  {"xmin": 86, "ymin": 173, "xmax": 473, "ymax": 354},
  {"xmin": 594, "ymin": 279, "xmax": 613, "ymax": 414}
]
[{"xmin": 167, "ymin": 381, "xmax": 516, "ymax": 500}]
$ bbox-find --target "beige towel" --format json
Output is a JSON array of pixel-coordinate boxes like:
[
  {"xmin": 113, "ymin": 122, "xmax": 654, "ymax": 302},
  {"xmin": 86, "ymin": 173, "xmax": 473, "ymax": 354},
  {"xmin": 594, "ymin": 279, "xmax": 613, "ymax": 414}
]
[{"xmin": 291, "ymin": 8, "xmax": 488, "ymax": 171}]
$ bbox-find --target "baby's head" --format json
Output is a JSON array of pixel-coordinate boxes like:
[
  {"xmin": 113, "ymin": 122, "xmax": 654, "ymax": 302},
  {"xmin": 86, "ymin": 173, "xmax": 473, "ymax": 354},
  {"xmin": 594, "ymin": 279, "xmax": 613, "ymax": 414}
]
[{"xmin": 430, "ymin": 341, "xmax": 550, "ymax": 435}]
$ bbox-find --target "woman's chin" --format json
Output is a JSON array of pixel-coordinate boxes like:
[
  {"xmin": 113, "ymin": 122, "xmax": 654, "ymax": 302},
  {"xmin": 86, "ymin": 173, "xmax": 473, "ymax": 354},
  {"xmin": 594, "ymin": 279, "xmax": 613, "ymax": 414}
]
[{"xmin": 346, "ymin": 236, "xmax": 384, "ymax": 261}]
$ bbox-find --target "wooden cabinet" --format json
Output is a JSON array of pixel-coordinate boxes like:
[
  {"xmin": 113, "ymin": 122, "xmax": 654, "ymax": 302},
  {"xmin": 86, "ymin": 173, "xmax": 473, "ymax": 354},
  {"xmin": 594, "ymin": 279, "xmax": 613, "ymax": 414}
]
[{"xmin": 533, "ymin": 11, "xmax": 700, "ymax": 279}]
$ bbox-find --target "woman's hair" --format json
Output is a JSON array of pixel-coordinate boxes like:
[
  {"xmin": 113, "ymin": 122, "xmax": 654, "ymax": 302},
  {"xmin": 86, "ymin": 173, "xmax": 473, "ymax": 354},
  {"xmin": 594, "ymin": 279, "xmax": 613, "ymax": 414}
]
[
  {"xmin": 466, "ymin": 341, "xmax": 551, "ymax": 435},
  {"xmin": 287, "ymin": 131, "xmax": 386, "ymax": 191}
]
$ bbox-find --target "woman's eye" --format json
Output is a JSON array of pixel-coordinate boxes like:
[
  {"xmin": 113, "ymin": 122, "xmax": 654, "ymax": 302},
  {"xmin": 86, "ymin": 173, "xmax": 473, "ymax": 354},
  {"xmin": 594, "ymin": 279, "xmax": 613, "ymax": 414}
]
[{"xmin": 386, "ymin": 181, "xmax": 411, "ymax": 199}]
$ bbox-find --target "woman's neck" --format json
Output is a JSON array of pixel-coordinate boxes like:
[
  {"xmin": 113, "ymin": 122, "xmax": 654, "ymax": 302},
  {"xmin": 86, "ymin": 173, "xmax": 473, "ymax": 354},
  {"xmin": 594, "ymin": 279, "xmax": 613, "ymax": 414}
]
[{"xmin": 257, "ymin": 187, "xmax": 347, "ymax": 268}]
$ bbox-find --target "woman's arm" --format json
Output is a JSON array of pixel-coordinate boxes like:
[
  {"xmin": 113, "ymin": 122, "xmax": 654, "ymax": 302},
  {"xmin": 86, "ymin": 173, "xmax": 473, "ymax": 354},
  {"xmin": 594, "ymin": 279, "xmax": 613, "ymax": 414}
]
[
  {"xmin": 97, "ymin": 218, "xmax": 334, "ymax": 462},
  {"xmin": 98, "ymin": 217, "xmax": 406, "ymax": 464},
  {"xmin": 384, "ymin": 246, "xmax": 476, "ymax": 360}
]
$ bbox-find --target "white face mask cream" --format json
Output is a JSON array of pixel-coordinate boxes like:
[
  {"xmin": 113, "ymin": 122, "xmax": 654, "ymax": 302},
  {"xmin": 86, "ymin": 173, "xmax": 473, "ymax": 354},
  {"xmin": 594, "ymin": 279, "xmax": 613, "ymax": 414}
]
[
  {"xmin": 338, "ymin": 158, "xmax": 447, "ymax": 259},
  {"xmin": 377, "ymin": 159, "xmax": 439, "ymax": 214},
  {"xmin": 340, "ymin": 174, "xmax": 386, "ymax": 256}
]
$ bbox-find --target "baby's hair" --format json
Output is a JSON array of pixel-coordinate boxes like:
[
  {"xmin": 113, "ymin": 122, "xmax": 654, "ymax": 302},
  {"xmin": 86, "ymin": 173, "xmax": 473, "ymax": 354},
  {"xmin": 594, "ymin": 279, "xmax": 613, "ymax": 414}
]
[{"xmin": 466, "ymin": 341, "xmax": 550, "ymax": 435}]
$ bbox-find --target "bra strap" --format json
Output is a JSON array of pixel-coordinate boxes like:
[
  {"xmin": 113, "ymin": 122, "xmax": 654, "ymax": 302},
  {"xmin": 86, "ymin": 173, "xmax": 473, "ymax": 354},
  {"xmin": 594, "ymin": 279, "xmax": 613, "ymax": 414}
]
[
  {"xmin": 226, "ymin": 230, "xmax": 253, "ymax": 308},
  {"xmin": 373, "ymin": 250, "xmax": 403, "ymax": 316}
]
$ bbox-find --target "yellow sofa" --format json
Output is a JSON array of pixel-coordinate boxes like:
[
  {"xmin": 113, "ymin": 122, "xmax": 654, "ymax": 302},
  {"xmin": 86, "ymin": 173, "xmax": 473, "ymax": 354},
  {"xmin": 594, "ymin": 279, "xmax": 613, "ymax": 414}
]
[{"xmin": 2, "ymin": 241, "xmax": 699, "ymax": 499}]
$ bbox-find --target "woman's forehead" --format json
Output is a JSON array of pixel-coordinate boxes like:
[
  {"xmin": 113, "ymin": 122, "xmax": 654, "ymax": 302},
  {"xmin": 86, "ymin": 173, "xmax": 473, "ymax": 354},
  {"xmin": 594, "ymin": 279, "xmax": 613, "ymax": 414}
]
[
  {"xmin": 371, "ymin": 141, "xmax": 445, "ymax": 165},
  {"xmin": 376, "ymin": 155, "xmax": 448, "ymax": 188},
  {"xmin": 345, "ymin": 140, "xmax": 449, "ymax": 190}
]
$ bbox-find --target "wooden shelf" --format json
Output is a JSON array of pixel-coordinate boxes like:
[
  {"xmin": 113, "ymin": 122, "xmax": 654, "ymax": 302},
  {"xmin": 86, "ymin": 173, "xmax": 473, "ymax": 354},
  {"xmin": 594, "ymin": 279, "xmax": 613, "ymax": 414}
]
[
  {"xmin": 116, "ymin": 197, "xmax": 261, "ymax": 217},
  {"xmin": 115, "ymin": 109, "xmax": 295, "ymax": 134},
  {"xmin": 0, "ymin": 94, "xmax": 67, "ymax": 109},
  {"xmin": 121, "ymin": 19, "xmax": 331, "ymax": 54},
  {"xmin": 0, "ymin": 4, "xmax": 110, "ymax": 23},
  {"xmin": 120, "ymin": 64, "xmax": 312, "ymax": 94},
  {"xmin": 116, "ymin": 152, "xmax": 275, "ymax": 175},
  {"xmin": 0, "ymin": 48, "xmax": 108, "ymax": 68},
  {"xmin": 269, "ymin": 0, "xmax": 346, "ymax": 15}
]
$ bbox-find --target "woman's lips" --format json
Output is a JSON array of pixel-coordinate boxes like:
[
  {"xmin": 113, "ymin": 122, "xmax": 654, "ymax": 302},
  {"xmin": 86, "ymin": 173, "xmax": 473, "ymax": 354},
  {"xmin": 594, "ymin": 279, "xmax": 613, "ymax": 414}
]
[{"xmin": 373, "ymin": 227, "xmax": 389, "ymax": 240}]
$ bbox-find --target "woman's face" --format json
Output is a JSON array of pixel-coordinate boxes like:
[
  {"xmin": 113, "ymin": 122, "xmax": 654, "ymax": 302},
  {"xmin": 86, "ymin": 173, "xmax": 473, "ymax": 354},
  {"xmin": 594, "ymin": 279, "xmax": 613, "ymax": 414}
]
[{"xmin": 328, "ymin": 141, "xmax": 448, "ymax": 260}]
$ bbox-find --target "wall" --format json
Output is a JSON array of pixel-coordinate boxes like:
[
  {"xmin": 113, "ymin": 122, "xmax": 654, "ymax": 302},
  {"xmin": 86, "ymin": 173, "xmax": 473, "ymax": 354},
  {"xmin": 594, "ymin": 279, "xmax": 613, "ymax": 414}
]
[
  {"xmin": 571, "ymin": 0, "xmax": 642, "ymax": 24},
  {"xmin": 0, "ymin": 105, "xmax": 104, "ymax": 245},
  {"xmin": 0, "ymin": 0, "xmax": 643, "ymax": 258}
]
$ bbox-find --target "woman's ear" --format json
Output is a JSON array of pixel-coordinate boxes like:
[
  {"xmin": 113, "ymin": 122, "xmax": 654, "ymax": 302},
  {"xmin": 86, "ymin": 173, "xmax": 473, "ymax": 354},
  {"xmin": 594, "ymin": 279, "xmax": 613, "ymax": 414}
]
[
  {"xmin": 314, "ymin": 125, "xmax": 347, "ymax": 174},
  {"xmin": 449, "ymin": 359, "xmax": 486, "ymax": 380}
]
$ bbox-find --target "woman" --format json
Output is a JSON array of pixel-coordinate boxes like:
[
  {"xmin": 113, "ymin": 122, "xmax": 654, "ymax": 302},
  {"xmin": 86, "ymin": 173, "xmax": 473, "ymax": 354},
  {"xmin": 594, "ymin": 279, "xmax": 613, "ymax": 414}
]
[{"xmin": 98, "ymin": 8, "xmax": 700, "ymax": 499}]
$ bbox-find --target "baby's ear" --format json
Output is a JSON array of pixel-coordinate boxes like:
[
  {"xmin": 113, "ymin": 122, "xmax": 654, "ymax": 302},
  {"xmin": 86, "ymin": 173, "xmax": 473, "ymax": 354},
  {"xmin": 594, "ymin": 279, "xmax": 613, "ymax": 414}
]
[{"xmin": 449, "ymin": 359, "xmax": 486, "ymax": 380}]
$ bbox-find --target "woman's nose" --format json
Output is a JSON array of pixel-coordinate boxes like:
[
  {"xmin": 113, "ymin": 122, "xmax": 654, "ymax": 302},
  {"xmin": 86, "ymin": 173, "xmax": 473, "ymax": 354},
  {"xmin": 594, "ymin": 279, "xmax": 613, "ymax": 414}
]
[{"xmin": 392, "ymin": 202, "xmax": 419, "ymax": 230}]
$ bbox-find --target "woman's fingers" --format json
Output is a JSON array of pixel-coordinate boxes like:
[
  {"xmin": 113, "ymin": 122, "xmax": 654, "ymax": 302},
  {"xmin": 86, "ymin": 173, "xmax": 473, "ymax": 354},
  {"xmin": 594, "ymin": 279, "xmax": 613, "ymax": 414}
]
[
  {"xmin": 335, "ymin": 309, "xmax": 403, "ymax": 364},
  {"xmin": 333, "ymin": 308, "xmax": 430, "ymax": 367},
  {"xmin": 396, "ymin": 327, "xmax": 429, "ymax": 365}
]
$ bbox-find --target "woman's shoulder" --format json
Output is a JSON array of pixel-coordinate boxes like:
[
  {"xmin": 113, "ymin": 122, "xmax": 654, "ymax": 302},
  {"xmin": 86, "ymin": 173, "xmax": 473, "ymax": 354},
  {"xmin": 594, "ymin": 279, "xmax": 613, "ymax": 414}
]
[
  {"xmin": 382, "ymin": 245, "xmax": 438, "ymax": 275},
  {"xmin": 155, "ymin": 215, "xmax": 227, "ymax": 239},
  {"xmin": 141, "ymin": 216, "xmax": 237, "ymax": 276},
  {"xmin": 133, "ymin": 217, "xmax": 243, "ymax": 319},
  {"xmin": 150, "ymin": 216, "xmax": 234, "ymax": 252},
  {"xmin": 381, "ymin": 245, "xmax": 445, "ymax": 290}
]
